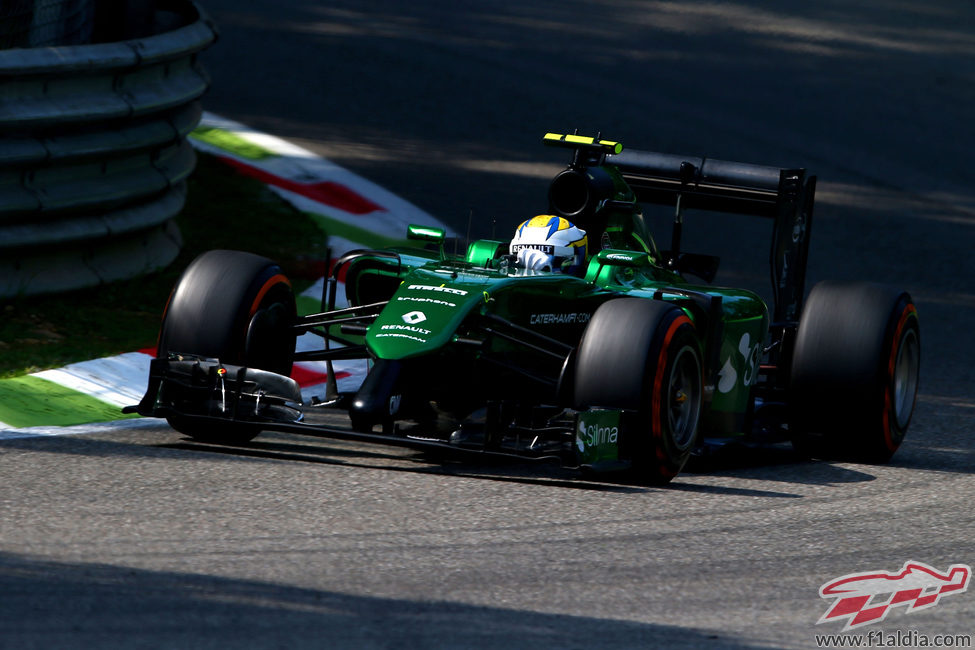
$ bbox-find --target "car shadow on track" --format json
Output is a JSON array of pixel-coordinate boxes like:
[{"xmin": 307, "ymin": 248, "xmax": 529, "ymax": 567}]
[
  {"xmin": 160, "ymin": 432, "xmax": 874, "ymax": 498},
  {"xmin": 0, "ymin": 420, "xmax": 898, "ymax": 495},
  {"xmin": 161, "ymin": 436, "xmax": 652, "ymax": 494},
  {"xmin": 684, "ymin": 443, "xmax": 879, "ymax": 486}
]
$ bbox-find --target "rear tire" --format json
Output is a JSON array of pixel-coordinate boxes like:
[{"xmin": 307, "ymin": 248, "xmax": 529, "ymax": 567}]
[
  {"xmin": 575, "ymin": 299, "xmax": 702, "ymax": 484},
  {"xmin": 789, "ymin": 281, "xmax": 920, "ymax": 462},
  {"xmin": 158, "ymin": 250, "xmax": 297, "ymax": 444}
]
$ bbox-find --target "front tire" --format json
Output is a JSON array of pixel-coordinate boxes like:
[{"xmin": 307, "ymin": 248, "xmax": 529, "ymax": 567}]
[
  {"xmin": 158, "ymin": 250, "xmax": 297, "ymax": 444},
  {"xmin": 789, "ymin": 281, "xmax": 920, "ymax": 462},
  {"xmin": 574, "ymin": 299, "xmax": 703, "ymax": 484}
]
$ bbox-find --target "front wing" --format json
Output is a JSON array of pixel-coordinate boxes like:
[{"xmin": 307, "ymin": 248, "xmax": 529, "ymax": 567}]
[{"xmin": 126, "ymin": 355, "xmax": 637, "ymax": 472}]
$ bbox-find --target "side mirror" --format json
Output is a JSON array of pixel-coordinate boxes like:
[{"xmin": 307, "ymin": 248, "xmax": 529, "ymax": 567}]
[
  {"xmin": 407, "ymin": 224, "xmax": 446, "ymax": 244},
  {"xmin": 407, "ymin": 224, "xmax": 446, "ymax": 260}
]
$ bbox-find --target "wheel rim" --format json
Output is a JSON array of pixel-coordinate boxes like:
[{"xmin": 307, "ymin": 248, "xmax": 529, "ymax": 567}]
[
  {"xmin": 892, "ymin": 327, "xmax": 920, "ymax": 429},
  {"xmin": 668, "ymin": 345, "xmax": 701, "ymax": 449}
]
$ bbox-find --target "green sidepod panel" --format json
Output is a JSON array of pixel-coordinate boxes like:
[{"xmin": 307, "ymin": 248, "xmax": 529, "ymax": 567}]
[
  {"xmin": 365, "ymin": 264, "xmax": 608, "ymax": 360},
  {"xmin": 591, "ymin": 262, "xmax": 770, "ymax": 434},
  {"xmin": 704, "ymin": 288, "xmax": 769, "ymax": 423}
]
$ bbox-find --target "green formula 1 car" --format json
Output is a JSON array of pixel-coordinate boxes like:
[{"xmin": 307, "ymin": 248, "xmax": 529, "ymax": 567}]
[{"xmin": 128, "ymin": 133, "xmax": 921, "ymax": 484}]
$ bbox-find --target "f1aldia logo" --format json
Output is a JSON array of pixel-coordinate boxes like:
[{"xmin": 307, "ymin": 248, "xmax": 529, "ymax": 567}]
[{"xmin": 817, "ymin": 560, "xmax": 971, "ymax": 630}]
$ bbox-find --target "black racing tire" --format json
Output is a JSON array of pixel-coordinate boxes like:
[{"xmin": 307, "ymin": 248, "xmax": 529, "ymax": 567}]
[
  {"xmin": 574, "ymin": 298, "xmax": 703, "ymax": 484},
  {"xmin": 158, "ymin": 250, "xmax": 297, "ymax": 444},
  {"xmin": 789, "ymin": 281, "xmax": 920, "ymax": 462}
]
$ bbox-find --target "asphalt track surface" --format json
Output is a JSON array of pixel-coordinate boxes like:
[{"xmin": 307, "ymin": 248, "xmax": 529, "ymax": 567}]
[{"xmin": 3, "ymin": 2, "xmax": 974, "ymax": 648}]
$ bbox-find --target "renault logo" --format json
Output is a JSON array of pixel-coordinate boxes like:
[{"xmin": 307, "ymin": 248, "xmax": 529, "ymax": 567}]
[{"xmin": 402, "ymin": 311, "xmax": 426, "ymax": 324}]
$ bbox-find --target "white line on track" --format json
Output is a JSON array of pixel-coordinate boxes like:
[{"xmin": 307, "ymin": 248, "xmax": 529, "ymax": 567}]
[{"xmin": 0, "ymin": 417, "xmax": 173, "ymax": 441}]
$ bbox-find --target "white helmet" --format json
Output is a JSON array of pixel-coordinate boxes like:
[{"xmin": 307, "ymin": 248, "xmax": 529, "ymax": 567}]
[{"xmin": 510, "ymin": 215, "xmax": 588, "ymax": 275}]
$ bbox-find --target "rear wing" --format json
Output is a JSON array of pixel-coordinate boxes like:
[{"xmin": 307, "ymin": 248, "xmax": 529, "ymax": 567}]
[
  {"xmin": 607, "ymin": 149, "xmax": 816, "ymax": 321},
  {"xmin": 607, "ymin": 150, "xmax": 808, "ymax": 218}
]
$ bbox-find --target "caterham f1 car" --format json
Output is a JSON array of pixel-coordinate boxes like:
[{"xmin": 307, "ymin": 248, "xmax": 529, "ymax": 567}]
[{"xmin": 127, "ymin": 133, "xmax": 921, "ymax": 484}]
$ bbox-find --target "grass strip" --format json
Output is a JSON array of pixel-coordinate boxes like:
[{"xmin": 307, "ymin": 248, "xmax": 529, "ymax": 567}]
[
  {"xmin": 302, "ymin": 210, "xmax": 409, "ymax": 251},
  {"xmin": 0, "ymin": 376, "xmax": 139, "ymax": 428},
  {"xmin": 190, "ymin": 127, "xmax": 276, "ymax": 160}
]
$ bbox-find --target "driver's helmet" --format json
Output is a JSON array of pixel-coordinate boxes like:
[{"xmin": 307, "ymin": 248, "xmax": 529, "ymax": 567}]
[{"xmin": 510, "ymin": 215, "xmax": 588, "ymax": 275}]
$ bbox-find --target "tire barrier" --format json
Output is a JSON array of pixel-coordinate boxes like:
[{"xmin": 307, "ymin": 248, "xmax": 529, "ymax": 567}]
[
  {"xmin": 0, "ymin": 0, "xmax": 216, "ymax": 298},
  {"xmin": 0, "ymin": 0, "xmax": 95, "ymax": 48}
]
